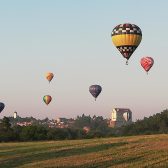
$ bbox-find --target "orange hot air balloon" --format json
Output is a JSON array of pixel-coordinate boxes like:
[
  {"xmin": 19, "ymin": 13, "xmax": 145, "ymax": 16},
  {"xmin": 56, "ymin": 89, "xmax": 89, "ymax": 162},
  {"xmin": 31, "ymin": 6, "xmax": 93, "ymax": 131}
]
[
  {"xmin": 43, "ymin": 95, "xmax": 52, "ymax": 105},
  {"xmin": 45, "ymin": 72, "xmax": 54, "ymax": 83}
]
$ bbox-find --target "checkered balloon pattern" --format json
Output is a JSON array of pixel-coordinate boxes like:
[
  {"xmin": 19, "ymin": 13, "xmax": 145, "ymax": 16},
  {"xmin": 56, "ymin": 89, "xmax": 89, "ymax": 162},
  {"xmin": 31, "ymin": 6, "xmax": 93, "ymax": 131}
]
[
  {"xmin": 111, "ymin": 23, "xmax": 142, "ymax": 36},
  {"xmin": 111, "ymin": 23, "xmax": 142, "ymax": 61}
]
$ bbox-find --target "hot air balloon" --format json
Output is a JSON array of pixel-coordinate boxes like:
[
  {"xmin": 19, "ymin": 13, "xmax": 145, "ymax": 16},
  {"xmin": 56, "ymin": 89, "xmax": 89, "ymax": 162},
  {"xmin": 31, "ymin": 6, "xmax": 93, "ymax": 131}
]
[
  {"xmin": 89, "ymin": 85, "xmax": 102, "ymax": 101},
  {"xmin": 140, "ymin": 57, "xmax": 154, "ymax": 74},
  {"xmin": 123, "ymin": 112, "xmax": 131, "ymax": 121},
  {"xmin": 45, "ymin": 72, "xmax": 54, "ymax": 83},
  {"xmin": 0, "ymin": 102, "xmax": 5, "ymax": 113},
  {"xmin": 43, "ymin": 95, "xmax": 52, "ymax": 105},
  {"xmin": 111, "ymin": 23, "xmax": 142, "ymax": 64}
]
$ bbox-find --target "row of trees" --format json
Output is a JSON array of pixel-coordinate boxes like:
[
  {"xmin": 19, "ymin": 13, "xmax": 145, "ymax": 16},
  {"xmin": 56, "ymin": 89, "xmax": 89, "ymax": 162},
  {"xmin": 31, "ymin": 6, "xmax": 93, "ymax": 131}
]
[
  {"xmin": 1, "ymin": 109, "xmax": 168, "ymax": 142},
  {"xmin": 0, "ymin": 115, "xmax": 113, "ymax": 142},
  {"xmin": 117, "ymin": 109, "xmax": 168, "ymax": 136}
]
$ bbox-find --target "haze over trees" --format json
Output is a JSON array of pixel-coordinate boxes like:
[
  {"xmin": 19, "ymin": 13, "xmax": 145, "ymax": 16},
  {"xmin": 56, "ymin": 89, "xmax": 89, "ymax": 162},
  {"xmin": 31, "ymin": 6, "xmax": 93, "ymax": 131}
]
[{"xmin": 0, "ymin": 109, "xmax": 168, "ymax": 142}]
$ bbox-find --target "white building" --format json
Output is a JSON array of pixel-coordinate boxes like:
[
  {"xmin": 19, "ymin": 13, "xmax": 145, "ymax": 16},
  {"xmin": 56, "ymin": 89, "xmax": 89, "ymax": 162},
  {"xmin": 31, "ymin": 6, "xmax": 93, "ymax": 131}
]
[
  {"xmin": 14, "ymin": 111, "xmax": 17, "ymax": 119},
  {"xmin": 109, "ymin": 108, "xmax": 132, "ymax": 127}
]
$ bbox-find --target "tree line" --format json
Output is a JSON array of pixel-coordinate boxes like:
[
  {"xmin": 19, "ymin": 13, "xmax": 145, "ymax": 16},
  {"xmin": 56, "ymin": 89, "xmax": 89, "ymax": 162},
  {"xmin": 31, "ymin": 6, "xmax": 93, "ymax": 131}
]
[
  {"xmin": 1, "ymin": 109, "xmax": 168, "ymax": 142},
  {"xmin": 117, "ymin": 109, "xmax": 168, "ymax": 136},
  {"xmin": 0, "ymin": 115, "xmax": 113, "ymax": 142}
]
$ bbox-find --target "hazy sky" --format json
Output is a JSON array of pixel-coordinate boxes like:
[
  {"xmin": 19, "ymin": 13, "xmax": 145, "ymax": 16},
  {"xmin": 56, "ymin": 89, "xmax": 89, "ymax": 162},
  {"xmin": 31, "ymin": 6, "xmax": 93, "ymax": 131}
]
[{"xmin": 0, "ymin": 0, "xmax": 168, "ymax": 121}]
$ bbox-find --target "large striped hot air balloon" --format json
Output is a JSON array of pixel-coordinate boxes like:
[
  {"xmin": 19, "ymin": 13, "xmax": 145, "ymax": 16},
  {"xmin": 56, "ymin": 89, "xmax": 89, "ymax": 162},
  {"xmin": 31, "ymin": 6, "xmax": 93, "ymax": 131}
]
[
  {"xmin": 45, "ymin": 72, "xmax": 54, "ymax": 83},
  {"xmin": 111, "ymin": 23, "xmax": 142, "ymax": 64},
  {"xmin": 43, "ymin": 95, "xmax": 52, "ymax": 105},
  {"xmin": 140, "ymin": 57, "xmax": 154, "ymax": 74}
]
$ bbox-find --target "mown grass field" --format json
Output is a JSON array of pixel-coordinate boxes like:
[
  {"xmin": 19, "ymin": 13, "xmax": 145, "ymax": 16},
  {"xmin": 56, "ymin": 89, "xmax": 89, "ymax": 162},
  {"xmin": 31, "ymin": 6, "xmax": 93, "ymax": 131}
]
[{"xmin": 1, "ymin": 134, "xmax": 168, "ymax": 168}]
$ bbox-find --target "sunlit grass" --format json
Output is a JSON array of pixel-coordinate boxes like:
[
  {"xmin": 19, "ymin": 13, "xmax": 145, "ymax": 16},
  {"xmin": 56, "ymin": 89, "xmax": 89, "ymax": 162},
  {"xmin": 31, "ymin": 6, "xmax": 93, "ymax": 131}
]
[{"xmin": 1, "ymin": 134, "xmax": 168, "ymax": 168}]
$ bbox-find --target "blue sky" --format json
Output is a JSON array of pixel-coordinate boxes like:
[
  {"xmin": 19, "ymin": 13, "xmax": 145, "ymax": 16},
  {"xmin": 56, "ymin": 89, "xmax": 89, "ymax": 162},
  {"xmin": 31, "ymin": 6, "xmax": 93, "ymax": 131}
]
[{"xmin": 0, "ymin": 0, "xmax": 168, "ymax": 120}]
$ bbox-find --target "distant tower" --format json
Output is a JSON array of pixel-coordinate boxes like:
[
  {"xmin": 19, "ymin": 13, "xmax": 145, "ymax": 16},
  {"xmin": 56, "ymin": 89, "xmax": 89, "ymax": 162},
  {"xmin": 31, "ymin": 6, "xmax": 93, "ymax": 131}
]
[
  {"xmin": 14, "ymin": 111, "xmax": 17, "ymax": 119},
  {"xmin": 110, "ymin": 108, "xmax": 132, "ymax": 127}
]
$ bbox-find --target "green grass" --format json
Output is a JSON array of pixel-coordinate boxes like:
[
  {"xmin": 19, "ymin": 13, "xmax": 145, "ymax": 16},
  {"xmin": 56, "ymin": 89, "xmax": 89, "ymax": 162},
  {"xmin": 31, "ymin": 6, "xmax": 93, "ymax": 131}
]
[{"xmin": 1, "ymin": 134, "xmax": 168, "ymax": 168}]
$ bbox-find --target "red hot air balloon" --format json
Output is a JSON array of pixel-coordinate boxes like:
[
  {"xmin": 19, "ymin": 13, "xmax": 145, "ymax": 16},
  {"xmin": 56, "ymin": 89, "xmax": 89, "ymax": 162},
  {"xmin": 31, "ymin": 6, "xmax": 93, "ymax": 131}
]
[{"xmin": 140, "ymin": 57, "xmax": 154, "ymax": 74}]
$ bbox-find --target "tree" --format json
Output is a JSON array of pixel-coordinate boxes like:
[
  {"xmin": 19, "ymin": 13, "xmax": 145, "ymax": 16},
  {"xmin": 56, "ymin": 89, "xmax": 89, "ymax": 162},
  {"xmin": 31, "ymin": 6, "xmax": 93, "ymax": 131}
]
[
  {"xmin": 0, "ymin": 117, "xmax": 15, "ymax": 141},
  {"xmin": 1, "ymin": 117, "xmax": 11, "ymax": 129}
]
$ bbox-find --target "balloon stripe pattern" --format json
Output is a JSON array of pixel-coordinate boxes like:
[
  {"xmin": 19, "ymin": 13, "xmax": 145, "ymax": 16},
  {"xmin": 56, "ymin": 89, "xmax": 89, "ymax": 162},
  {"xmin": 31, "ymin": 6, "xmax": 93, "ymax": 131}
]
[
  {"xmin": 111, "ymin": 23, "xmax": 142, "ymax": 60},
  {"xmin": 43, "ymin": 95, "xmax": 52, "ymax": 105},
  {"xmin": 140, "ymin": 57, "xmax": 154, "ymax": 72}
]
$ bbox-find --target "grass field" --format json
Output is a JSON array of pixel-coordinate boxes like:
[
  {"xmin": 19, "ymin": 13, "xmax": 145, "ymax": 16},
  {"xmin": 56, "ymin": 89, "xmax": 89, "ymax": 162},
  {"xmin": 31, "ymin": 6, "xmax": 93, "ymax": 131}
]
[{"xmin": 1, "ymin": 134, "xmax": 168, "ymax": 168}]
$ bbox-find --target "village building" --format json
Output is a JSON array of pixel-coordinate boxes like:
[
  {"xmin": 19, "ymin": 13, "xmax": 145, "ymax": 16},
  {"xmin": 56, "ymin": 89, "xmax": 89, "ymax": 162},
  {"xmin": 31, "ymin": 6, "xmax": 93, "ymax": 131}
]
[
  {"xmin": 14, "ymin": 111, "xmax": 17, "ymax": 119},
  {"xmin": 109, "ymin": 108, "xmax": 132, "ymax": 127}
]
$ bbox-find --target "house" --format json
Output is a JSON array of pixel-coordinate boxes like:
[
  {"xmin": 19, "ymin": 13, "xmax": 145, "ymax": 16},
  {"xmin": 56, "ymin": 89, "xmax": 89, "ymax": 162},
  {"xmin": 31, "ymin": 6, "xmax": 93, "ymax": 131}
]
[
  {"xmin": 109, "ymin": 108, "xmax": 132, "ymax": 127},
  {"xmin": 16, "ymin": 122, "xmax": 32, "ymax": 126},
  {"xmin": 56, "ymin": 118, "xmax": 67, "ymax": 124},
  {"xmin": 55, "ymin": 118, "xmax": 75, "ymax": 128}
]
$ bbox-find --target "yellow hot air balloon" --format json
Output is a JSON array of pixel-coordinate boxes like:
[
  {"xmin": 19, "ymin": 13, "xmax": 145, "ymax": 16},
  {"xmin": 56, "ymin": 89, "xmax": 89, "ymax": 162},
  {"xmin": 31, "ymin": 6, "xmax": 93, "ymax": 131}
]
[
  {"xmin": 45, "ymin": 72, "xmax": 54, "ymax": 83},
  {"xmin": 43, "ymin": 95, "xmax": 52, "ymax": 105},
  {"xmin": 111, "ymin": 23, "xmax": 142, "ymax": 64}
]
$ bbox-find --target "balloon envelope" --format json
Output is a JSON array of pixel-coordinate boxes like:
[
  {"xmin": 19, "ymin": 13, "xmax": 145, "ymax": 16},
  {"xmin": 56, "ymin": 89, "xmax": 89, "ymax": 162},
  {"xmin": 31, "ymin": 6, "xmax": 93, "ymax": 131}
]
[
  {"xmin": 0, "ymin": 102, "xmax": 5, "ymax": 113},
  {"xmin": 45, "ymin": 72, "xmax": 54, "ymax": 83},
  {"xmin": 43, "ymin": 95, "xmax": 52, "ymax": 105},
  {"xmin": 111, "ymin": 23, "xmax": 142, "ymax": 63},
  {"xmin": 89, "ymin": 85, "xmax": 102, "ymax": 100},
  {"xmin": 140, "ymin": 57, "xmax": 154, "ymax": 73}
]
